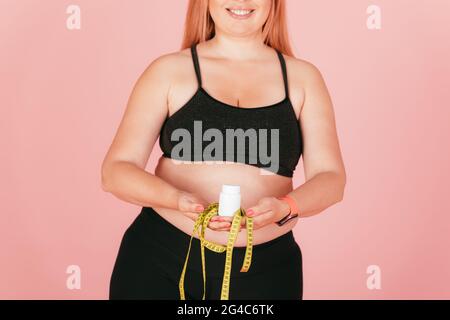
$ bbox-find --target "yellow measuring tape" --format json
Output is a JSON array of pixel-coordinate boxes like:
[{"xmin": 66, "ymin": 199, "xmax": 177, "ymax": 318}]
[{"xmin": 178, "ymin": 202, "xmax": 254, "ymax": 300}]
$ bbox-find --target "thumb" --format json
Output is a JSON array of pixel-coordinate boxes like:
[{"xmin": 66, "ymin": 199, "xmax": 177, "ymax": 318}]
[
  {"xmin": 245, "ymin": 204, "xmax": 264, "ymax": 217},
  {"xmin": 188, "ymin": 200, "xmax": 204, "ymax": 213},
  {"xmin": 179, "ymin": 196, "xmax": 204, "ymax": 213}
]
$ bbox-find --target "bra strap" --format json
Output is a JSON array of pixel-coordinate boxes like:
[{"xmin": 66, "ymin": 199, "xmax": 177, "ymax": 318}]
[
  {"xmin": 276, "ymin": 50, "xmax": 289, "ymax": 99},
  {"xmin": 190, "ymin": 43, "xmax": 203, "ymax": 88}
]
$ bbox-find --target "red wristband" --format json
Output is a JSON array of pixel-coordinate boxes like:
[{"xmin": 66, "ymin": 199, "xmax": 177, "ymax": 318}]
[{"xmin": 277, "ymin": 195, "xmax": 300, "ymax": 215}]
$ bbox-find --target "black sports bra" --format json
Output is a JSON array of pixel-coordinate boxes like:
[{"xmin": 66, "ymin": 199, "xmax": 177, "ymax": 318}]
[{"xmin": 159, "ymin": 43, "xmax": 303, "ymax": 177}]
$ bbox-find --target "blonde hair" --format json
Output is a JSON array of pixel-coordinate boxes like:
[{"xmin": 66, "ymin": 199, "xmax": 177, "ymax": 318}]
[{"xmin": 181, "ymin": 0, "xmax": 295, "ymax": 57}]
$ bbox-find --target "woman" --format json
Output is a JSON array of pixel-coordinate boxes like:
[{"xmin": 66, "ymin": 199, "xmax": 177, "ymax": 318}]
[{"xmin": 102, "ymin": 0, "xmax": 346, "ymax": 300}]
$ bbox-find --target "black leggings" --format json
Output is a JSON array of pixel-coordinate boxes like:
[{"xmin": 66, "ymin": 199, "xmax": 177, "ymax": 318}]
[{"xmin": 109, "ymin": 207, "xmax": 303, "ymax": 300}]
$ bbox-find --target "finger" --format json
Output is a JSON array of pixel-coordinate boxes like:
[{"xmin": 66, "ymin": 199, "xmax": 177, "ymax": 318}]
[
  {"xmin": 252, "ymin": 211, "xmax": 274, "ymax": 228},
  {"xmin": 216, "ymin": 218, "xmax": 246, "ymax": 230},
  {"xmin": 212, "ymin": 226, "xmax": 232, "ymax": 232},
  {"xmin": 208, "ymin": 221, "xmax": 232, "ymax": 230},
  {"xmin": 182, "ymin": 201, "xmax": 204, "ymax": 213},
  {"xmin": 192, "ymin": 195, "xmax": 210, "ymax": 209},
  {"xmin": 221, "ymin": 216, "xmax": 234, "ymax": 223},
  {"xmin": 210, "ymin": 216, "xmax": 233, "ymax": 223},
  {"xmin": 193, "ymin": 203, "xmax": 205, "ymax": 212},
  {"xmin": 181, "ymin": 198, "xmax": 204, "ymax": 213},
  {"xmin": 245, "ymin": 205, "xmax": 271, "ymax": 218},
  {"xmin": 212, "ymin": 218, "xmax": 247, "ymax": 231},
  {"xmin": 245, "ymin": 198, "xmax": 270, "ymax": 217},
  {"xmin": 211, "ymin": 221, "xmax": 232, "ymax": 228}
]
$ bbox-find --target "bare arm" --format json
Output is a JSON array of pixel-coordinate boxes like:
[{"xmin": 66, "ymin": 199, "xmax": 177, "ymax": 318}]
[
  {"xmin": 240, "ymin": 60, "xmax": 346, "ymax": 229},
  {"xmin": 101, "ymin": 54, "xmax": 203, "ymax": 212},
  {"xmin": 102, "ymin": 161, "xmax": 180, "ymax": 209},
  {"xmin": 287, "ymin": 62, "xmax": 346, "ymax": 218}
]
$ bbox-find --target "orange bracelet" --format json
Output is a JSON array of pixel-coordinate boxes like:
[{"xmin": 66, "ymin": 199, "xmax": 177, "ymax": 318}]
[
  {"xmin": 277, "ymin": 195, "xmax": 300, "ymax": 215},
  {"xmin": 275, "ymin": 195, "xmax": 300, "ymax": 226}
]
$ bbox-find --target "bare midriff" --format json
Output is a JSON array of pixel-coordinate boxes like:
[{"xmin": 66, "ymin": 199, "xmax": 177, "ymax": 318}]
[{"xmin": 152, "ymin": 156, "xmax": 299, "ymax": 247}]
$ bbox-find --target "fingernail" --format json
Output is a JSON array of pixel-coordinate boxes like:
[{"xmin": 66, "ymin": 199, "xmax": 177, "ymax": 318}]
[
  {"xmin": 196, "ymin": 205, "xmax": 204, "ymax": 211},
  {"xmin": 247, "ymin": 209, "xmax": 254, "ymax": 217}
]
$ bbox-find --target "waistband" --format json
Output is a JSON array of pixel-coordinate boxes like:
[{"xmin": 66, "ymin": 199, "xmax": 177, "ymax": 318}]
[{"xmin": 133, "ymin": 206, "xmax": 298, "ymax": 277}]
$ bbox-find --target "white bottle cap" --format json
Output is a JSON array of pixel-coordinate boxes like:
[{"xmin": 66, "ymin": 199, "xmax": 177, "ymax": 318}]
[{"xmin": 222, "ymin": 184, "xmax": 240, "ymax": 195}]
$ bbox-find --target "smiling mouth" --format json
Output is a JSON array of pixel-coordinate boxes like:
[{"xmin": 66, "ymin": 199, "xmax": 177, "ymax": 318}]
[{"xmin": 226, "ymin": 8, "xmax": 256, "ymax": 17}]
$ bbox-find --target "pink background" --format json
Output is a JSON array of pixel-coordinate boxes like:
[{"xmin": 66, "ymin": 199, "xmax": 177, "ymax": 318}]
[{"xmin": 1, "ymin": 0, "xmax": 449, "ymax": 299}]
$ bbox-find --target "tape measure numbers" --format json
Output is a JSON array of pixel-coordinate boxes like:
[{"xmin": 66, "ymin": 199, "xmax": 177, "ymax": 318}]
[{"xmin": 178, "ymin": 202, "xmax": 254, "ymax": 300}]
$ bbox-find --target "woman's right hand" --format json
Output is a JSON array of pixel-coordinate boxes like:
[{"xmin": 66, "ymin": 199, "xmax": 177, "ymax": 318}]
[{"xmin": 176, "ymin": 190, "xmax": 232, "ymax": 231}]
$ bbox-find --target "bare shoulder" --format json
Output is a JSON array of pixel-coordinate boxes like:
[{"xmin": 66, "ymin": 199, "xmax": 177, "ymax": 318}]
[
  {"xmin": 138, "ymin": 48, "xmax": 192, "ymax": 85},
  {"xmin": 281, "ymin": 55, "xmax": 321, "ymax": 116},
  {"xmin": 284, "ymin": 54, "xmax": 326, "ymax": 88},
  {"xmin": 283, "ymin": 55, "xmax": 332, "ymax": 117}
]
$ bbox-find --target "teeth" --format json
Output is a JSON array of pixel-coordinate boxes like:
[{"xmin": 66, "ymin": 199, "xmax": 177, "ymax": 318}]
[{"xmin": 229, "ymin": 9, "xmax": 253, "ymax": 16}]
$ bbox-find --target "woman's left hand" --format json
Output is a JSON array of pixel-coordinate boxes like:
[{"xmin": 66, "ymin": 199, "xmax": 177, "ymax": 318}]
[
  {"xmin": 244, "ymin": 196, "xmax": 291, "ymax": 230},
  {"xmin": 209, "ymin": 196, "xmax": 291, "ymax": 231}
]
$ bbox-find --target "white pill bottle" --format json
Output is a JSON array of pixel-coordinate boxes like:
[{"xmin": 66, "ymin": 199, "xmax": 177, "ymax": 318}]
[{"xmin": 218, "ymin": 184, "xmax": 241, "ymax": 217}]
